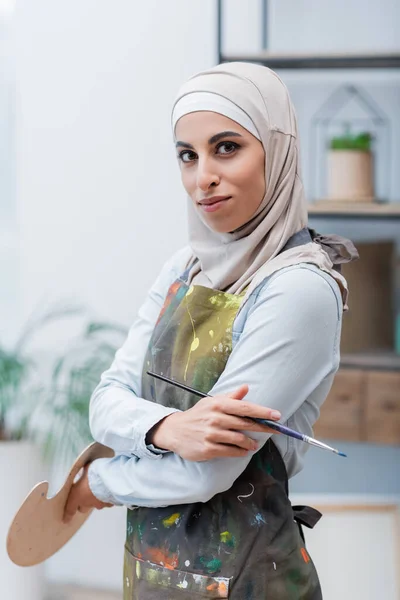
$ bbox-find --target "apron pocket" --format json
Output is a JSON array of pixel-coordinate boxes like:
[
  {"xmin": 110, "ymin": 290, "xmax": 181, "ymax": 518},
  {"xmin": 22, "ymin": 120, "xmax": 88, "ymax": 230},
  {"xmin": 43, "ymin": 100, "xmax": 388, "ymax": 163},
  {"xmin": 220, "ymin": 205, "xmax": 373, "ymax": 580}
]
[{"xmin": 124, "ymin": 547, "xmax": 230, "ymax": 599}]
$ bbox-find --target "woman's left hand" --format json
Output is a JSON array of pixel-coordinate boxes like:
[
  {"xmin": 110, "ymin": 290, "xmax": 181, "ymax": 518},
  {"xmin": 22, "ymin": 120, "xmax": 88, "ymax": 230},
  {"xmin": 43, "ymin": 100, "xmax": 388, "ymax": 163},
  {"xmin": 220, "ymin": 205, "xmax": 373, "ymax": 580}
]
[{"xmin": 63, "ymin": 464, "xmax": 113, "ymax": 524}]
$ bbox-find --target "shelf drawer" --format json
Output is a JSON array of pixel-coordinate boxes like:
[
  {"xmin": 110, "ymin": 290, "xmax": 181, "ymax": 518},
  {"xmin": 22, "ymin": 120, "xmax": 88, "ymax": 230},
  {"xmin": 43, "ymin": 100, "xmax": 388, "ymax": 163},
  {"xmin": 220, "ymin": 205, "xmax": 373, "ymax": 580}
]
[
  {"xmin": 365, "ymin": 371, "xmax": 400, "ymax": 445},
  {"xmin": 314, "ymin": 369, "xmax": 364, "ymax": 441}
]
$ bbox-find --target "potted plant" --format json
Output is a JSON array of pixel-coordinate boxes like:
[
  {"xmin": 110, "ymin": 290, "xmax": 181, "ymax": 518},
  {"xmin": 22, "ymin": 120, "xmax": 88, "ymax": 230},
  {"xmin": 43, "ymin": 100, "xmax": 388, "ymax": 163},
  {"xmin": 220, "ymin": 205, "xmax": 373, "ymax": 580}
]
[
  {"xmin": 327, "ymin": 128, "xmax": 374, "ymax": 202},
  {"xmin": 0, "ymin": 305, "xmax": 127, "ymax": 600}
]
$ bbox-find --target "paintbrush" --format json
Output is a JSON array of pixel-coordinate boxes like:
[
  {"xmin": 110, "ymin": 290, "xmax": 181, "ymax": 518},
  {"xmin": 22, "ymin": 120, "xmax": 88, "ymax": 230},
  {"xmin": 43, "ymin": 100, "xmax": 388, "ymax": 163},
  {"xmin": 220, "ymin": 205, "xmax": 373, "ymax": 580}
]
[{"xmin": 147, "ymin": 371, "xmax": 347, "ymax": 458}]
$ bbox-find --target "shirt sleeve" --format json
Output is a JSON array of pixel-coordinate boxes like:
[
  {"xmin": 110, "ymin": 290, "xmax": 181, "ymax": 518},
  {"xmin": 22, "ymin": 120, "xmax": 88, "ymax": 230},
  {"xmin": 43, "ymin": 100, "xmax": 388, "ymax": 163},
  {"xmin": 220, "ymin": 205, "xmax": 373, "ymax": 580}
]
[
  {"xmin": 88, "ymin": 266, "xmax": 341, "ymax": 507},
  {"xmin": 88, "ymin": 246, "xmax": 191, "ymax": 459}
]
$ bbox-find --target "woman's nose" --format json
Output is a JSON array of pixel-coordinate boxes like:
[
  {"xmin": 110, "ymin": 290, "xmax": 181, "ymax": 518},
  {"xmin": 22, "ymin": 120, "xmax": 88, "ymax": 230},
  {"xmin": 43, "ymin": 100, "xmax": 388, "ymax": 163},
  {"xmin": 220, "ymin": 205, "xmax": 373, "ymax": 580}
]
[{"xmin": 196, "ymin": 158, "xmax": 220, "ymax": 191}]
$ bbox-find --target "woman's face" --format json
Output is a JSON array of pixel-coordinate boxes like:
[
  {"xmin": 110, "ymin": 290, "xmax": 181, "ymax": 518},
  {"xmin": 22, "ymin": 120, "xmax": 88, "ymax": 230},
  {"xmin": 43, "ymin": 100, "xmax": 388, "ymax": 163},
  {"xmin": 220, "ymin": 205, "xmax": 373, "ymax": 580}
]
[{"xmin": 175, "ymin": 112, "xmax": 265, "ymax": 233}]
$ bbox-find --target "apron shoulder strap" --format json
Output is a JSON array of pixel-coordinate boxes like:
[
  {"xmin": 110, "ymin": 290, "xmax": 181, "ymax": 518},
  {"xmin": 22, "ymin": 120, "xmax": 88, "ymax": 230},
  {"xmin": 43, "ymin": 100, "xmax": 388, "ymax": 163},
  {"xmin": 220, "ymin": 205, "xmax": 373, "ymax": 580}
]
[
  {"xmin": 279, "ymin": 227, "xmax": 312, "ymax": 254},
  {"xmin": 292, "ymin": 504, "xmax": 322, "ymax": 529}
]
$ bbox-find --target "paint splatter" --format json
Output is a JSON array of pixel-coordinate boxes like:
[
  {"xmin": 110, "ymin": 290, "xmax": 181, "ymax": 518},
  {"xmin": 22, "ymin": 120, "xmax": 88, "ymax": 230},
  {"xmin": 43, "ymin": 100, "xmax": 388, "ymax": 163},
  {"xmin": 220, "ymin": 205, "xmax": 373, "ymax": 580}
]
[
  {"xmin": 220, "ymin": 531, "xmax": 235, "ymax": 548},
  {"xmin": 273, "ymin": 562, "xmax": 277, "ymax": 571},
  {"xmin": 252, "ymin": 513, "xmax": 267, "ymax": 526},
  {"xmin": 162, "ymin": 512, "xmax": 181, "ymax": 528},
  {"xmin": 177, "ymin": 579, "xmax": 189, "ymax": 589},
  {"xmin": 206, "ymin": 579, "xmax": 228, "ymax": 596},
  {"xmin": 190, "ymin": 337, "xmax": 200, "ymax": 352},
  {"xmin": 185, "ymin": 560, "xmax": 190, "ymax": 567},
  {"xmin": 200, "ymin": 557, "xmax": 222, "ymax": 574},
  {"xmin": 147, "ymin": 547, "xmax": 178, "ymax": 570},
  {"xmin": 300, "ymin": 547, "xmax": 310, "ymax": 563},
  {"xmin": 218, "ymin": 581, "xmax": 228, "ymax": 595},
  {"xmin": 237, "ymin": 482, "xmax": 255, "ymax": 503}
]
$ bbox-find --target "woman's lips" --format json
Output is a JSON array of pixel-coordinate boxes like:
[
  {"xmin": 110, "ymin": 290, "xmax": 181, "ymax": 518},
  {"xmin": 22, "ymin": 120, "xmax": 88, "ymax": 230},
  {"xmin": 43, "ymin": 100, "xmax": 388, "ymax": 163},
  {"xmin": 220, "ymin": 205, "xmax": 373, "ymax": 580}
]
[{"xmin": 198, "ymin": 196, "xmax": 231, "ymax": 213}]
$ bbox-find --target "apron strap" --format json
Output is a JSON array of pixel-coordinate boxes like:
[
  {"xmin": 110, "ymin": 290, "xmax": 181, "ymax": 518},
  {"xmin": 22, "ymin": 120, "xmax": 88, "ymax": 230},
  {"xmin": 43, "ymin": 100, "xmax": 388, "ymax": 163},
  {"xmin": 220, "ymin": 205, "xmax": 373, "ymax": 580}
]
[
  {"xmin": 280, "ymin": 227, "xmax": 312, "ymax": 253},
  {"xmin": 292, "ymin": 505, "xmax": 323, "ymax": 543}
]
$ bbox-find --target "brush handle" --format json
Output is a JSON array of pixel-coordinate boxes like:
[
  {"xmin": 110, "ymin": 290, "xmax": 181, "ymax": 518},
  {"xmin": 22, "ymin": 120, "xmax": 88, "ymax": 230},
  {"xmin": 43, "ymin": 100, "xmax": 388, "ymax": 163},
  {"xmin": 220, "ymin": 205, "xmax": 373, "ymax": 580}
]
[
  {"xmin": 253, "ymin": 418, "xmax": 305, "ymax": 442},
  {"xmin": 146, "ymin": 371, "xmax": 345, "ymax": 455},
  {"xmin": 147, "ymin": 371, "xmax": 304, "ymax": 441}
]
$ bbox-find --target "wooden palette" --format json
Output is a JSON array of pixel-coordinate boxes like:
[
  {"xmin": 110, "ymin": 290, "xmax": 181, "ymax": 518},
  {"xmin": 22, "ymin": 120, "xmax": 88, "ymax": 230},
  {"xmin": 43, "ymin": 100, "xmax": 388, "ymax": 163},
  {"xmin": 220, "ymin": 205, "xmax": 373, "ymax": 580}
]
[{"xmin": 7, "ymin": 441, "xmax": 114, "ymax": 566}]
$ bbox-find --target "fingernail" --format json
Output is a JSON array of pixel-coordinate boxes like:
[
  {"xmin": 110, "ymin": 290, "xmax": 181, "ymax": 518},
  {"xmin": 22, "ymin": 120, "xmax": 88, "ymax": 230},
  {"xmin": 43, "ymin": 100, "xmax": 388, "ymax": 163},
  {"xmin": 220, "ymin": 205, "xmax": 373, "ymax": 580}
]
[{"xmin": 271, "ymin": 410, "xmax": 281, "ymax": 419}]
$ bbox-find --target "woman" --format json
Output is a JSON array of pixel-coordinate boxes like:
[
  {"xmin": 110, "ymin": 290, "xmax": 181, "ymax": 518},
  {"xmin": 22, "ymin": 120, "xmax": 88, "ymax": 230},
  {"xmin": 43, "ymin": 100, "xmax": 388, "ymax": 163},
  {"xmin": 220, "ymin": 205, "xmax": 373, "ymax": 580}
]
[{"xmin": 64, "ymin": 62, "xmax": 357, "ymax": 598}]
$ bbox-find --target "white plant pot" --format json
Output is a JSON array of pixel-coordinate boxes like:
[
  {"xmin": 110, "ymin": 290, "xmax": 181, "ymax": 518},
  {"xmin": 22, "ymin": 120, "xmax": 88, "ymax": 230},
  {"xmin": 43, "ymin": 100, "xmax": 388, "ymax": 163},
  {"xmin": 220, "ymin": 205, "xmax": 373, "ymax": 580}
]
[
  {"xmin": 0, "ymin": 440, "xmax": 46, "ymax": 600},
  {"xmin": 327, "ymin": 149, "xmax": 374, "ymax": 201}
]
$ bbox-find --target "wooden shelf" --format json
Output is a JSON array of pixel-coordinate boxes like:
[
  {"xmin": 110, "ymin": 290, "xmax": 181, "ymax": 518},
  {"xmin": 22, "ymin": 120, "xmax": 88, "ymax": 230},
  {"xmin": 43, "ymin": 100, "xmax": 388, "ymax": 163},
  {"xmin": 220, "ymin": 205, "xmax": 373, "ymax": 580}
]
[
  {"xmin": 315, "ymin": 368, "xmax": 400, "ymax": 444},
  {"xmin": 340, "ymin": 352, "xmax": 400, "ymax": 372},
  {"xmin": 220, "ymin": 51, "xmax": 400, "ymax": 70},
  {"xmin": 308, "ymin": 201, "xmax": 400, "ymax": 219}
]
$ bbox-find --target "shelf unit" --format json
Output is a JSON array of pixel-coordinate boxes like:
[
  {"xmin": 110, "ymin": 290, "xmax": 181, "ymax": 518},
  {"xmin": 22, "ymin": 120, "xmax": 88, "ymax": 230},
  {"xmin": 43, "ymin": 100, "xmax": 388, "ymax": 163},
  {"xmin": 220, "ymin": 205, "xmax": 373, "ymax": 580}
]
[
  {"xmin": 216, "ymin": 1, "xmax": 400, "ymax": 444},
  {"xmin": 308, "ymin": 202, "xmax": 400, "ymax": 220},
  {"xmin": 217, "ymin": 1, "xmax": 400, "ymax": 70}
]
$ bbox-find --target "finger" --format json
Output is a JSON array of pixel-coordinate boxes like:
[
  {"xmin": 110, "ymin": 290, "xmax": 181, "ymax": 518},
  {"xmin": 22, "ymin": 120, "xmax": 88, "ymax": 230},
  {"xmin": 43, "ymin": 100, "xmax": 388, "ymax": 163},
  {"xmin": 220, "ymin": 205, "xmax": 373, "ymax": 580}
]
[
  {"xmin": 210, "ymin": 429, "xmax": 258, "ymax": 451},
  {"xmin": 201, "ymin": 443, "xmax": 251, "ymax": 460},
  {"xmin": 222, "ymin": 399, "xmax": 282, "ymax": 421},
  {"xmin": 78, "ymin": 505, "xmax": 91, "ymax": 514},
  {"xmin": 213, "ymin": 414, "xmax": 281, "ymax": 434},
  {"xmin": 226, "ymin": 384, "xmax": 249, "ymax": 400},
  {"xmin": 63, "ymin": 495, "xmax": 78, "ymax": 524}
]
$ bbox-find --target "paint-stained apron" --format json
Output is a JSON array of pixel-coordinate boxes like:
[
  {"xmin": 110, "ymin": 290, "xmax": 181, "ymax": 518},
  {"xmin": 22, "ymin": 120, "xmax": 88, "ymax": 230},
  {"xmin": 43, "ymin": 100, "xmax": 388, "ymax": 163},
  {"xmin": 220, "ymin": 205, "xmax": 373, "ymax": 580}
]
[{"xmin": 124, "ymin": 235, "xmax": 323, "ymax": 599}]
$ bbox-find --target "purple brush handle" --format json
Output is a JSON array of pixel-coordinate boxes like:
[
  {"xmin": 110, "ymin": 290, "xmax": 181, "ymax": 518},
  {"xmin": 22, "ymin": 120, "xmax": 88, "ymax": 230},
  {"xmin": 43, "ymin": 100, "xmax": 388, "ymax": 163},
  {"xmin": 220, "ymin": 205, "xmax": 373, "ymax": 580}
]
[
  {"xmin": 253, "ymin": 418, "xmax": 305, "ymax": 442},
  {"xmin": 147, "ymin": 370, "xmax": 306, "ymax": 442}
]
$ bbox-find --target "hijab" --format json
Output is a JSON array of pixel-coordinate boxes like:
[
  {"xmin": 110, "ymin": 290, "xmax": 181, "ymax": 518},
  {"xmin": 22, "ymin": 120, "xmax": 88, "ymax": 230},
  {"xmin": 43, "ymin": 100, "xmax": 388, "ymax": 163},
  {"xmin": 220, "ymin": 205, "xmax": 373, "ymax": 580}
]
[{"xmin": 171, "ymin": 62, "xmax": 358, "ymax": 308}]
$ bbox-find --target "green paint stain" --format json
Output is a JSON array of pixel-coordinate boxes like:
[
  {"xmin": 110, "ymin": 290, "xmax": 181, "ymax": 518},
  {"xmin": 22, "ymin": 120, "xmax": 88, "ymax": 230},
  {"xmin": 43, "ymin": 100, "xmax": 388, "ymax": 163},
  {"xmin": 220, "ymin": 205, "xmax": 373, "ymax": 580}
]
[
  {"xmin": 136, "ymin": 522, "xmax": 144, "ymax": 542},
  {"xmin": 255, "ymin": 453, "xmax": 274, "ymax": 475},
  {"xmin": 220, "ymin": 530, "xmax": 235, "ymax": 548},
  {"xmin": 200, "ymin": 557, "xmax": 222, "ymax": 574}
]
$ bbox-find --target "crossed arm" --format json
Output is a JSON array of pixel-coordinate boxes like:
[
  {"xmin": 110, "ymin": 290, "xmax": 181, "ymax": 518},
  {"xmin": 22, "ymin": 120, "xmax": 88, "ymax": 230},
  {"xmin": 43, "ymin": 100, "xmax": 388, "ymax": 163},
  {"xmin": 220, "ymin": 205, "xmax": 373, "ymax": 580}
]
[{"xmin": 64, "ymin": 264, "xmax": 340, "ymax": 522}]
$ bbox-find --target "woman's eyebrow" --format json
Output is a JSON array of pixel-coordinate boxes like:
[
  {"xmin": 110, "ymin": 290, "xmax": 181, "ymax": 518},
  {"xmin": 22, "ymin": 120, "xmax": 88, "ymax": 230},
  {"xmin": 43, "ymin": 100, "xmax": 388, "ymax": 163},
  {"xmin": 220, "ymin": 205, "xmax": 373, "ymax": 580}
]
[
  {"xmin": 208, "ymin": 131, "xmax": 243, "ymax": 145},
  {"xmin": 175, "ymin": 130, "xmax": 243, "ymax": 149},
  {"xmin": 175, "ymin": 140, "xmax": 194, "ymax": 149}
]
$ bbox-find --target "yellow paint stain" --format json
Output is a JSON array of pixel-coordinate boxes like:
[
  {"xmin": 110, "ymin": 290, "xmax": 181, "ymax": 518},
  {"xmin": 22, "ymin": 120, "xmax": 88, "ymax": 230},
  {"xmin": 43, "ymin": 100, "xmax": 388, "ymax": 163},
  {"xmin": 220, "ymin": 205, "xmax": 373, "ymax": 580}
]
[
  {"xmin": 135, "ymin": 560, "xmax": 141, "ymax": 579},
  {"xmin": 209, "ymin": 329, "xmax": 214, "ymax": 338},
  {"xmin": 162, "ymin": 512, "xmax": 181, "ymax": 528},
  {"xmin": 190, "ymin": 337, "xmax": 199, "ymax": 352},
  {"xmin": 220, "ymin": 531, "xmax": 232, "ymax": 543}
]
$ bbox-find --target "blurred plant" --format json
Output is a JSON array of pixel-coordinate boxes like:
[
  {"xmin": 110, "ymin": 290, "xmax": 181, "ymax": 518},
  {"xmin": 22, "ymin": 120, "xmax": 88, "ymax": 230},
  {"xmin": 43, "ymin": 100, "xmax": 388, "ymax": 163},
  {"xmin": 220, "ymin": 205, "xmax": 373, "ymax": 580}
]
[
  {"xmin": 0, "ymin": 304, "xmax": 127, "ymax": 464},
  {"xmin": 330, "ymin": 127, "xmax": 373, "ymax": 152}
]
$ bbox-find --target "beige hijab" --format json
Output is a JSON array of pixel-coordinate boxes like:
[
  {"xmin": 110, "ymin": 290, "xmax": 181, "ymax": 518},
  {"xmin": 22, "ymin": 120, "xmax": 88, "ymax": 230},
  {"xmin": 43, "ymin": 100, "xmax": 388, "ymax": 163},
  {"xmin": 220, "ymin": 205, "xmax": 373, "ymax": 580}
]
[{"xmin": 172, "ymin": 62, "xmax": 354, "ymax": 308}]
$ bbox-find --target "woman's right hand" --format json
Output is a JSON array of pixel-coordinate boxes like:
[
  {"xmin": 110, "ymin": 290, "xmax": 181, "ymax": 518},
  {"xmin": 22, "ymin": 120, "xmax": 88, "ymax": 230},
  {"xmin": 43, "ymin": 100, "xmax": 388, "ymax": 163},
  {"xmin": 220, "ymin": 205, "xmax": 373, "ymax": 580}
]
[{"xmin": 146, "ymin": 385, "xmax": 282, "ymax": 461}]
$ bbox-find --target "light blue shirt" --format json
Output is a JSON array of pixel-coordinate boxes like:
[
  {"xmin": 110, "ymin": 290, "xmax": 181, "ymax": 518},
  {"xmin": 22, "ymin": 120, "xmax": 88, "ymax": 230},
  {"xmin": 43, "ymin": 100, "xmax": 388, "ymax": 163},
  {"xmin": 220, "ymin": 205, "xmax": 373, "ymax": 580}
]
[{"xmin": 88, "ymin": 247, "xmax": 342, "ymax": 507}]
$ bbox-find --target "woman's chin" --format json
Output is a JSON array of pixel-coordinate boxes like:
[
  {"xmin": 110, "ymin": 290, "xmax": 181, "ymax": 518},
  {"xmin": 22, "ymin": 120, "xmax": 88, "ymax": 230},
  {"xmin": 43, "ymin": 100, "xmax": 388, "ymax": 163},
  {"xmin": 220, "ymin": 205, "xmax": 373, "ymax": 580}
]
[{"xmin": 197, "ymin": 206, "xmax": 241, "ymax": 234}]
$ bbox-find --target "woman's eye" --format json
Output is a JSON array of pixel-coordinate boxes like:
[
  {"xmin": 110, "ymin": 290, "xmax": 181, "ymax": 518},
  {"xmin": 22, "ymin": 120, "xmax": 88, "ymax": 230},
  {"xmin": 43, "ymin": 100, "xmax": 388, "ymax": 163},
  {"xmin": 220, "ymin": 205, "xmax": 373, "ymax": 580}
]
[
  {"xmin": 178, "ymin": 150, "xmax": 197, "ymax": 163},
  {"xmin": 216, "ymin": 141, "xmax": 239, "ymax": 155}
]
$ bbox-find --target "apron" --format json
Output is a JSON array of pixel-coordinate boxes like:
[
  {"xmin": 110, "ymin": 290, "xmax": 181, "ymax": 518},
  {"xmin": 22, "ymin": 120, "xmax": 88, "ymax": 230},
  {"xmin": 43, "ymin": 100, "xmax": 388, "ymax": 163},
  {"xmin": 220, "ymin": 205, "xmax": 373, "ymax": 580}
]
[{"xmin": 123, "ymin": 230, "xmax": 323, "ymax": 599}]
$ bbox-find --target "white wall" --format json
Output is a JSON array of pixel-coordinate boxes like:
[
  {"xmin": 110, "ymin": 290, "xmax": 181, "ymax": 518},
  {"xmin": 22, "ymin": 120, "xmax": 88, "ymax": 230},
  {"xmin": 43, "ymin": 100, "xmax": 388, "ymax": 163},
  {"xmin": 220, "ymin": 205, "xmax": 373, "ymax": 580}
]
[
  {"xmin": 12, "ymin": 0, "xmax": 400, "ymax": 593},
  {"xmin": 15, "ymin": 0, "xmax": 215, "ymax": 330},
  {"xmin": 0, "ymin": 7, "xmax": 19, "ymax": 346},
  {"xmin": 14, "ymin": 0, "xmax": 216, "ymax": 592}
]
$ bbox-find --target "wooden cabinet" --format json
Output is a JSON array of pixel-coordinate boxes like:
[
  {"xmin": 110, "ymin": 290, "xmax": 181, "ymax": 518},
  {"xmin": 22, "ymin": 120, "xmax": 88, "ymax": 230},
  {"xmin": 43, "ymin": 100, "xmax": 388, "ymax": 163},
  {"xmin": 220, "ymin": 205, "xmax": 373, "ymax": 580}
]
[
  {"xmin": 315, "ymin": 368, "xmax": 400, "ymax": 445},
  {"xmin": 365, "ymin": 371, "xmax": 400, "ymax": 445},
  {"xmin": 314, "ymin": 370, "xmax": 364, "ymax": 441}
]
